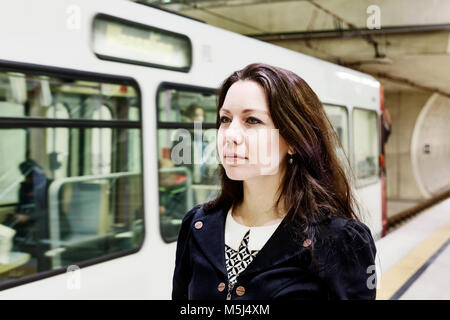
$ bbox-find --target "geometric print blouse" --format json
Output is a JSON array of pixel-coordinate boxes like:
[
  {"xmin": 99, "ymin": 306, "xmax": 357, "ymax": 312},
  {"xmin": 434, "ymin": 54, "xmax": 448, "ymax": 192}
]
[
  {"xmin": 224, "ymin": 207, "xmax": 281, "ymax": 287},
  {"xmin": 225, "ymin": 230, "xmax": 258, "ymax": 286}
]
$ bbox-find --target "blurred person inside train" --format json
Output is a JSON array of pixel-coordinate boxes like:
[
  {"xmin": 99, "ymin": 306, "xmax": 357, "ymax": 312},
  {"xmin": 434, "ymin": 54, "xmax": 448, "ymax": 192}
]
[
  {"xmin": 172, "ymin": 103, "xmax": 216, "ymax": 184},
  {"xmin": 183, "ymin": 103, "xmax": 206, "ymax": 181},
  {"xmin": 182, "ymin": 103, "xmax": 205, "ymax": 123},
  {"xmin": 172, "ymin": 63, "xmax": 377, "ymax": 300},
  {"xmin": 3, "ymin": 159, "xmax": 48, "ymax": 247}
]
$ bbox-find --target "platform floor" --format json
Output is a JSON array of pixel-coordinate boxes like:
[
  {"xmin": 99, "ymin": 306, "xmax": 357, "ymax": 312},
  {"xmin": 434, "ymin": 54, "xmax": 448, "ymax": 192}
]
[{"xmin": 375, "ymin": 197, "xmax": 450, "ymax": 300}]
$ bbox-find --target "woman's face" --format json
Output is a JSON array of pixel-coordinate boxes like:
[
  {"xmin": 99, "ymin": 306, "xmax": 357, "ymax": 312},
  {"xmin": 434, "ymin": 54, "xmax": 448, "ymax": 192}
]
[{"xmin": 217, "ymin": 80, "xmax": 290, "ymax": 180}]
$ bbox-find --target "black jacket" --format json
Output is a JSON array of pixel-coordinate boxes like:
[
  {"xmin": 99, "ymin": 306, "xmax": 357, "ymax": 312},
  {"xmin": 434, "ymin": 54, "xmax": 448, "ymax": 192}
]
[{"xmin": 172, "ymin": 203, "xmax": 377, "ymax": 300}]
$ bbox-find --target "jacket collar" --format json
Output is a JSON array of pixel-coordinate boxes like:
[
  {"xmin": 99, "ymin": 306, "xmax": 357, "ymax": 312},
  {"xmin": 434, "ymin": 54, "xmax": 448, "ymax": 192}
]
[{"xmin": 191, "ymin": 203, "xmax": 309, "ymax": 279}]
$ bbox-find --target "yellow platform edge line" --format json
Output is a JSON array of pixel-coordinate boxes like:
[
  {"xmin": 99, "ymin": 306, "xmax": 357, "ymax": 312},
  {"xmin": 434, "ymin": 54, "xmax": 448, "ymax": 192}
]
[{"xmin": 376, "ymin": 221, "xmax": 450, "ymax": 300}]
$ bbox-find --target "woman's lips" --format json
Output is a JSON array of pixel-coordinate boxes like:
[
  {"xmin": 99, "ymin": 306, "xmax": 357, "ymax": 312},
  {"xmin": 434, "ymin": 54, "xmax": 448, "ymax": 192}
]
[{"xmin": 224, "ymin": 155, "xmax": 247, "ymax": 160}]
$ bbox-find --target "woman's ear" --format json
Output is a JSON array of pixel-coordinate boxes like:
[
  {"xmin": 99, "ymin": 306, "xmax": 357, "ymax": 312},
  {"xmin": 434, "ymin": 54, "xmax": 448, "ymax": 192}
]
[{"xmin": 287, "ymin": 147, "xmax": 295, "ymax": 155}]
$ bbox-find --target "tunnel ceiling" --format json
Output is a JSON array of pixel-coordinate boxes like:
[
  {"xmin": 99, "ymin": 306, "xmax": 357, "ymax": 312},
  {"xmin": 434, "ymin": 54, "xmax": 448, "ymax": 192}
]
[{"xmin": 136, "ymin": 0, "xmax": 450, "ymax": 96}]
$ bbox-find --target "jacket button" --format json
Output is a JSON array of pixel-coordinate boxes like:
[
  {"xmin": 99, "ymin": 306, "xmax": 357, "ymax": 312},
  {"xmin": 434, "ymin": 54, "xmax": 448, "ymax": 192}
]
[
  {"xmin": 217, "ymin": 282, "xmax": 226, "ymax": 292},
  {"xmin": 236, "ymin": 286, "xmax": 245, "ymax": 296},
  {"xmin": 303, "ymin": 238, "xmax": 312, "ymax": 247},
  {"xmin": 194, "ymin": 221, "xmax": 203, "ymax": 229}
]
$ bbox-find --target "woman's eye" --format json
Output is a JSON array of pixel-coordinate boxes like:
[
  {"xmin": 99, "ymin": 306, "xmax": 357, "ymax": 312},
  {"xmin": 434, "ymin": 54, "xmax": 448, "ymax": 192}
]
[
  {"xmin": 219, "ymin": 116, "xmax": 230, "ymax": 123},
  {"xmin": 247, "ymin": 117, "xmax": 261, "ymax": 124},
  {"xmin": 219, "ymin": 116, "xmax": 261, "ymax": 125}
]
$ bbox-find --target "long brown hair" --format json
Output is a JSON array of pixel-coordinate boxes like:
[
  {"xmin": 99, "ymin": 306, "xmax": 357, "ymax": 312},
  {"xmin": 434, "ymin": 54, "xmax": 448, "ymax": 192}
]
[{"xmin": 204, "ymin": 63, "xmax": 360, "ymax": 242}]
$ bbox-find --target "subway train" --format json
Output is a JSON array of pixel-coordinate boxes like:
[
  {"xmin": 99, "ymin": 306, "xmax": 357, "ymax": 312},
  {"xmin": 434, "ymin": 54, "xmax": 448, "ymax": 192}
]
[{"xmin": 0, "ymin": 0, "xmax": 386, "ymax": 298}]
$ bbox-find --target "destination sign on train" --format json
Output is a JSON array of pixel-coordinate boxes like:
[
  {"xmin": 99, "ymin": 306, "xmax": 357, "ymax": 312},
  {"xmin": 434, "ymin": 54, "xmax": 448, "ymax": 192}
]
[{"xmin": 93, "ymin": 16, "xmax": 192, "ymax": 71}]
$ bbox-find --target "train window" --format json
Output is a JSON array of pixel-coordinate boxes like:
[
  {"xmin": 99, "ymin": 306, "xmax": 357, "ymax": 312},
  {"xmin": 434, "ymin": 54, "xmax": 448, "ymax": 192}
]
[
  {"xmin": 353, "ymin": 108, "xmax": 379, "ymax": 183},
  {"xmin": 0, "ymin": 69, "xmax": 144, "ymax": 289},
  {"xmin": 323, "ymin": 104, "xmax": 349, "ymax": 157},
  {"xmin": 157, "ymin": 84, "xmax": 219, "ymax": 242},
  {"xmin": 157, "ymin": 87, "xmax": 217, "ymax": 124},
  {"xmin": 93, "ymin": 15, "xmax": 192, "ymax": 72},
  {"xmin": 0, "ymin": 72, "xmax": 139, "ymax": 121}
]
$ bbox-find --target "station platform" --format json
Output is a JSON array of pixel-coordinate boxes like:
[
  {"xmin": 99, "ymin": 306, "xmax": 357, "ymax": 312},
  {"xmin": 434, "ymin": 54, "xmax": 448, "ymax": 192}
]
[{"xmin": 375, "ymin": 197, "xmax": 450, "ymax": 300}]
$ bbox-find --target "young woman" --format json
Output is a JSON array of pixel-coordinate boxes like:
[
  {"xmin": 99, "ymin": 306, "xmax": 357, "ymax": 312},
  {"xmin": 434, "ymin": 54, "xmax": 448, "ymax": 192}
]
[{"xmin": 172, "ymin": 63, "xmax": 377, "ymax": 300}]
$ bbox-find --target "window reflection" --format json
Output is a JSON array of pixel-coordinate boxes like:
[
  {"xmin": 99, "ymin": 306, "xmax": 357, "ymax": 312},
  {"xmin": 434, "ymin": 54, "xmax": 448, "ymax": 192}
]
[
  {"xmin": 353, "ymin": 108, "xmax": 379, "ymax": 182},
  {"xmin": 157, "ymin": 86, "xmax": 219, "ymax": 242}
]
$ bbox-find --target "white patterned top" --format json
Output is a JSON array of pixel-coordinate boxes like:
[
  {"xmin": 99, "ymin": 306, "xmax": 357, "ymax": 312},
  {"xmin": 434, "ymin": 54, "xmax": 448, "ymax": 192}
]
[{"xmin": 224, "ymin": 206, "xmax": 282, "ymax": 286}]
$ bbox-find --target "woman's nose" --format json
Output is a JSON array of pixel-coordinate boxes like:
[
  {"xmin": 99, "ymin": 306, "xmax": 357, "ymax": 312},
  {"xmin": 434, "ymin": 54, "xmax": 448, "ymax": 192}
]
[{"xmin": 224, "ymin": 121, "xmax": 244, "ymax": 145}]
